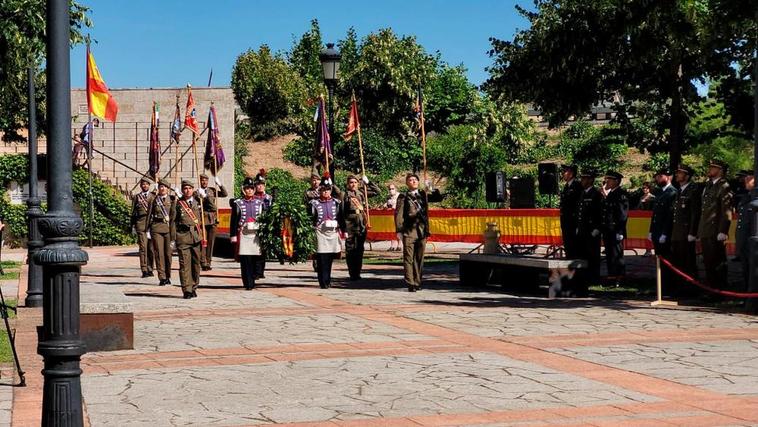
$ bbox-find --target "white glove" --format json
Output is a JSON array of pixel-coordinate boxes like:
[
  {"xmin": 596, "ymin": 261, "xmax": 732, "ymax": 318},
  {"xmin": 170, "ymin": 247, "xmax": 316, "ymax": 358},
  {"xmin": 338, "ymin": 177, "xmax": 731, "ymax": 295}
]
[
  {"xmin": 214, "ymin": 176, "xmax": 222, "ymax": 186},
  {"xmin": 425, "ymin": 180, "xmax": 432, "ymax": 190},
  {"xmin": 717, "ymin": 233, "xmax": 728, "ymax": 242},
  {"xmin": 325, "ymin": 178, "xmax": 332, "ymax": 186},
  {"xmin": 146, "ymin": 231, "xmax": 152, "ymax": 240},
  {"xmin": 616, "ymin": 234, "xmax": 624, "ymax": 242},
  {"xmin": 170, "ymin": 241, "xmax": 176, "ymax": 251},
  {"xmin": 361, "ymin": 175, "xmax": 369, "ymax": 184},
  {"xmin": 197, "ymin": 188, "xmax": 207, "ymax": 198},
  {"xmin": 172, "ymin": 187, "xmax": 181, "ymax": 195},
  {"xmin": 687, "ymin": 234, "xmax": 697, "ymax": 242},
  {"xmin": 658, "ymin": 235, "xmax": 667, "ymax": 244},
  {"xmin": 230, "ymin": 236, "xmax": 238, "ymax": 243},
  {"xmin": 647, "ymin": 233, "xmax": 652, "ymax": 241},
  {"xmin": 591, "ymin": 229, "xmax": 600, "ymax": 237}
]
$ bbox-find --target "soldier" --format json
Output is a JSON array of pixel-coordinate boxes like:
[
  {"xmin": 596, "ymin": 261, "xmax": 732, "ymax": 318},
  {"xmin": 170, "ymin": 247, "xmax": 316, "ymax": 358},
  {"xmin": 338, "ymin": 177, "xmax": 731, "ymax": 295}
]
[
  {"xmin": 575, "ymin": 170, "xmax": 602, "ymax": 295},
  {"xmin": 600, "ymin": 171, "xmax": 629, "ymax": 285},
  {"xmin": 395, "ymin": 173, "xmax": 431, "ymax": 292},
  {"xmin": 196, "ymin": 173, "xmax": 228, "ymax": 271},
  {"xmin": 559, "ymin": 164, "xmax": 583, "ymax": 258},
  {"xmin": 336, "ymin": 174, "xmax": 379, "ymax": 281},
  {"xmin": 670, "ymin": 165, "xmax": 701, "ymax": 296},
  {"xmin": 147, "ymin": 180, "xmax": 176, "ymax": 286},
  {"xmin": 308, "ymin": 173, "xmax": 346, "ymax": 289},
  {"xmin": 230, "ymin": 173, "xmax": 272, "ymax": 289},
  {"xmin": 697, "ymin": 159, "xmax": 732, "ymax": 289},
  {"xmin": 131, "ymin": 177, "xmax": 156, "ymax": 278},
  {"xmin": 304, "ymin": 173, "xmax": 321, "ymax": 206},
  {"xmin": 649, "ymin": 169, "xmax": 677, "ymax": 293},
  {"xmin": 736, "ymin": 170, "xmax": 754, "ymax": 290},
  {"xmin": 174, "ymin": 180, "xmax": 203, "ymax": 299}
]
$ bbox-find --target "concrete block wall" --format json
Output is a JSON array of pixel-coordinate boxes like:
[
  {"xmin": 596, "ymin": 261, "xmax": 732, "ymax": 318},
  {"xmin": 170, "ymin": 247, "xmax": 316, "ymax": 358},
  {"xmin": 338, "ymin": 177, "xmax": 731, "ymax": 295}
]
[{"xmin": 69, "ymin": 87, "xmax": 235, "ymax": 203}]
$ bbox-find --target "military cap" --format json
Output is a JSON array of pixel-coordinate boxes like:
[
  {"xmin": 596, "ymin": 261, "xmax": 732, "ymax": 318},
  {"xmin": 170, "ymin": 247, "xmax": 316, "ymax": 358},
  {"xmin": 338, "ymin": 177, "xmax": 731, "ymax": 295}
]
[
  {"xmin": 560, "ymin": 164, "xmax": 578, "ymax": 175},
  {"xmin": 605, "ymin": 170, "xmax": 623, "ymax": 181},
  {"xmin": 242, "ymin": 176, "xmax": 255, "ymax": 188},
  {"xmin": 181, "ymin": 180, "xmax": 194, "ymax": 188},
  {"xmin": 655, "ymin": 167, "xmax": 672, "ymax": 176},
  {"xmin": 310, "ymin": 173, "xmax": 320, "ymax": 180},
  {"xmin": 709, "ymin": 159, "xmax": 728, "ymax": 170},
  {"xmin": 737, "ymin": 169, "xmax": 753, "ymax": 177},
  {"xmin": 347, "ymin": 174, "xmax": 359, "ymax": 182},
  {"xmin": 254, "ymin": 168, "xmax": 267, "ymax": 184},
  {"xmin": 158, "ymin": 179, "xmax": 172, "ymax": 188},
  {"xmin": 139, "ymin": 176, "xmax": 153, "ymax": 184},
  {"xmin": 406, "ymin": 172, "xmax": 420, "ymax": 181},
  {"xmin": 319, "ymin": 172, "xmax": 333, "ymax": 189},
  {"xmin": 675, "ymin": 164, "xmax": 694, "ymax": 176},
  {"xmin": 579, "ymin": 169, "xmax": 597, "ymax": 179},
  {"xmin": 199, "ymin": 173, "xmax": 209, "ymax": 179}
]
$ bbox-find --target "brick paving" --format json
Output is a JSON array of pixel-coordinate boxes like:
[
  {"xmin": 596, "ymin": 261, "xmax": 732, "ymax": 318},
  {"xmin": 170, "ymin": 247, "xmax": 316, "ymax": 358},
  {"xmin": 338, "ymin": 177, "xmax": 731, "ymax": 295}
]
[{"xmin": 5, "ymin": 244, "xmax": 758, "ymax": 426}]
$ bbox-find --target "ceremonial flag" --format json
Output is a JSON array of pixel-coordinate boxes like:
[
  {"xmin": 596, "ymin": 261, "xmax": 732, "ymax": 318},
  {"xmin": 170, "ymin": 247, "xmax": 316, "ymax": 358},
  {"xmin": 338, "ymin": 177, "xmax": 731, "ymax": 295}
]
[
  {"xmin": 413, "ymin": 85, "xmax": 424, "ymax": 130},
  {"xmin": 86, "ymin": 46, "xmax": 119, "ymax": 122},
  {"xmin": 148, "ymin": 103, "xmax": 160, "ymax": 178},
  {"xmin": 343, "ymin": 94, "xmax": 360, "ymax": 141},
  {"xmin": 204, "ymin": 105, "xmax": 226, "ymax": 172},
  {"xmin": 170, "ymin": 100, "xmax": 182, "ymax": 144},
  {"xmin": 317, "ymin": 96, "xmax": 331, "ymax": 157},
  {"xmin": 184, "ymin": 86, "xmax": 199, "ymax": 134}
]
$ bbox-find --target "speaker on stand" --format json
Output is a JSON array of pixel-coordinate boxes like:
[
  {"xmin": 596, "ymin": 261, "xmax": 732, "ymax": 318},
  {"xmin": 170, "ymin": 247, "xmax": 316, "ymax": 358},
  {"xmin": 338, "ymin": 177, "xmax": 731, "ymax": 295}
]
[
  {"xmin": 485, "ymin": 171, "xmax": 507, "ymax": 205},
  {"xmin": 538, "ymin": 163, "xmax": 558, "ymax": 207}
]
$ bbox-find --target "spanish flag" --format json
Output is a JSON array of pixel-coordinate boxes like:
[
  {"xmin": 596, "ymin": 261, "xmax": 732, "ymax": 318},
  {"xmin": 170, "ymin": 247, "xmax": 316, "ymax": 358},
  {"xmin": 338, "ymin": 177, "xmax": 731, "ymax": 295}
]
[{"xmin": 86, "ymin": 46, "xmax": 119, "ymax": 122}]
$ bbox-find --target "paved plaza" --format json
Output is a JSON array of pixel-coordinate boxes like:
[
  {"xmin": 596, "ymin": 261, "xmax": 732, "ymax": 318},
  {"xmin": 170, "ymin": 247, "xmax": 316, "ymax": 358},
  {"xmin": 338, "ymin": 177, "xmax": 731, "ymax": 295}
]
[{"xmin": 6, "ymin": 244, "xmax": 758, "ymax": 426}]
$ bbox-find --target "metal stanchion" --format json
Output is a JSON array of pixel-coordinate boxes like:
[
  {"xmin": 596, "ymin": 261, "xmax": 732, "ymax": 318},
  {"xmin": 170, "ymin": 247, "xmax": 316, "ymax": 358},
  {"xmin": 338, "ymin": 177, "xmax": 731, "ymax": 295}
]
[{"xmin": 651, "ymin": 256, "xmax": 678, "ymax": 307}]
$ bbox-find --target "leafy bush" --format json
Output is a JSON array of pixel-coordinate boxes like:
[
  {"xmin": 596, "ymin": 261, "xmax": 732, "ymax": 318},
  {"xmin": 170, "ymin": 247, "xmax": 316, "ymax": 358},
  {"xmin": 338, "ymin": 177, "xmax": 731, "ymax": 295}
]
[
  {"xmin": 256, "ymin": 168, "xmax": 315, "ymax": 263},
  {"xmin": 558, "ymin": 122, "xmax": 627, "ymax": 173}
]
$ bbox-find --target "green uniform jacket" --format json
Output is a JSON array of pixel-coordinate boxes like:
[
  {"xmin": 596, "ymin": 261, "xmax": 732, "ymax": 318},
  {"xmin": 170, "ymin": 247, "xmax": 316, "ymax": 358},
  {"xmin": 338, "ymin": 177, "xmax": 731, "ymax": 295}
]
[
  {"xmin": 395, "ymin": 190, "xmax": 431, "ymax": 239},
  {"xmin": 173, "ymin": 196, "xmax": 203, "ymax": 246},
  {"xmin": 197, "ymin": 185, "xmax": 228, "ymax": 225},
  {"xmin": 334, "ymin": 182, "xmax": 380, "ymax": 235},
  {"xmin": 147, "ymin": 194, "xmax": 176, "ymax": 236},
  {"xmin": 697, "ymin": 177, "xmax": 732, "ymax": 238},
  {"xmin": 130, "ymin": 191, "xmax": 155, "ymax": 232},
  {"xmin": 671, "ymin": 182, "xmax": 701, "ymax": 242}
]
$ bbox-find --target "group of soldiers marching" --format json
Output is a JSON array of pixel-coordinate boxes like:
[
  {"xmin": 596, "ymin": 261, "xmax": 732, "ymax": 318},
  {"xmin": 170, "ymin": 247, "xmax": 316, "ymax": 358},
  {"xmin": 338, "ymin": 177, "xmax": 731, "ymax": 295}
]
[
  {"xmin": 131, "ymin": 173, "xmax": 227, "ymax": 299},
  {"xmin": 559, "ymin": 159, "xmax": 749, "ymax": 298}
]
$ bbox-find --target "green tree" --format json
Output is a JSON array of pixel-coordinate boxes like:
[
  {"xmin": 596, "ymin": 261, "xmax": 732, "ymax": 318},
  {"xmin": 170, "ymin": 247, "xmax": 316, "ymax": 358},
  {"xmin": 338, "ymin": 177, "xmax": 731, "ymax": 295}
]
[
  {"xmin": 231, "ymin": 45, "xmax": 308, "ymax": 140},
  {"xmin": 423, "ymin": 64, "xmax": 477, "ymax": 134},
  {"xmin": 0, "ymin": 0, "xmax": 91, "ymax": 142},
  {"xmin": 484, "ymin": 0, "xmax": 757, "ymax": 169},
  {"xmin": 287, "ymin": 19, "xmax": 325, "ymax": 97}
]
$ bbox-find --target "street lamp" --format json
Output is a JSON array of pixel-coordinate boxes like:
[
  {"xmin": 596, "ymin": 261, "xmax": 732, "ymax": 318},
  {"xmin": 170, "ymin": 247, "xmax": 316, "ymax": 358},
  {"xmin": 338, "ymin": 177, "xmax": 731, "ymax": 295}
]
[
  {"xmin": 25, "ymin": 65, "xmax": 43, "ymax": 308},
  {"xmin": 36, "ymin": 0, "xmax": 88, "ymax": 424},
  {"xmin": 319, "ymin": 43, "xmax": 341, "ymax": 145}
]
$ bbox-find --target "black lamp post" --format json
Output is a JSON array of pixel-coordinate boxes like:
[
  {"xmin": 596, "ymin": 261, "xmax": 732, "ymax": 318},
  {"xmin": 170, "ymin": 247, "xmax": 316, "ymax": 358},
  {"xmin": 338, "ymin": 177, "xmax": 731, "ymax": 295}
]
[
  {"xmin": 36, "ymin": 0, "xmax": 88, "ymax": 424},
  {"xmin": 25, "ymin": 65, "xmax": 43, "ymax": 308},
  {"xmin": 748, "ymin": 12, "xmax": 758, "ymax": 313},
  {"xmin": 319, "ymin": 43, "xmax": 341, "ymax": 145}
]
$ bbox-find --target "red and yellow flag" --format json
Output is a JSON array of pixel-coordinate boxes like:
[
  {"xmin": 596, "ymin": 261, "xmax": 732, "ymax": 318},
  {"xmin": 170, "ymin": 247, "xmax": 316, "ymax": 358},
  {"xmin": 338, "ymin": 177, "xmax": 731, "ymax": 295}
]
[
  {"xmin": 86, "ymin": 47, "xmax": 119, "ymax": 122},
  {"xmin": 184, "ymin": 86, "xmax": 200, "ymax": 134},
  {"xmin": 343, "ymin": 94, "xmax": 360, "ymax": 141}
]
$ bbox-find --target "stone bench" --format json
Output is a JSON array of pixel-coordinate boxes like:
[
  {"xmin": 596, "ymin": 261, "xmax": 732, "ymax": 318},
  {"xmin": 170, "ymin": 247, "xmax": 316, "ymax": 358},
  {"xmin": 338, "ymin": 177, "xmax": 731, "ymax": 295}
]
[
  {"xmin": 459, "ymin": 253, "xmax": 587, "ymax": 298},
  {"xmin": 80, "ymin": 284, "xmax": 134, "ymax": 351}
]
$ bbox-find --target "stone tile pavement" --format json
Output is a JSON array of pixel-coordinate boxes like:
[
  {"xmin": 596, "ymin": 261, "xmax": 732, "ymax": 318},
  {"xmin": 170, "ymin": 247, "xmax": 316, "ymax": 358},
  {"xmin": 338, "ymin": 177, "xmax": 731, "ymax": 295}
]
[{"xmin": 4, "ymin": 244, "xmax": 758, "ymax": 426}]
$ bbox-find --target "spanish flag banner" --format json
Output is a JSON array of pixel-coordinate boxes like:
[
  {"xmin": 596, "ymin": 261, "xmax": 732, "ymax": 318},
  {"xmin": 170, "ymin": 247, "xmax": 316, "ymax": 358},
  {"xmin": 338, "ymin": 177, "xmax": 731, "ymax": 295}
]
[{"xmin": 86, "ymin": 46, "xmax": 119, "ymax": 122}]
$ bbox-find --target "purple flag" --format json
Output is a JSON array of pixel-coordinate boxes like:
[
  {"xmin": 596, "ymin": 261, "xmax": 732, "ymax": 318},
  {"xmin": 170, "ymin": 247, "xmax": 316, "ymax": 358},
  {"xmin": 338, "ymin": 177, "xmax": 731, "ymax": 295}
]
[
  {"xmin": 203, "ymin": 105, "xmax": 226, "ymax": 172},
  {"xmin": 148, "ymin": 103, "xmax": 160, "ymax": 178},
  {"xmin": 318, "ymin": 96, "xmax": 331, "ymax": 157}
]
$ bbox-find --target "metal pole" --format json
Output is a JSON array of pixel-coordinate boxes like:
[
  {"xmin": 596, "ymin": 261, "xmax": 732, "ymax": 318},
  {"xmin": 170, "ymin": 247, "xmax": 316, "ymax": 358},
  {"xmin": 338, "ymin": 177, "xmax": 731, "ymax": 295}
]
[
  {"xmin": 25, "ymin": 65, "xmax": 44, "ymax": 308},
  {"xmin": 36, "ymin": 0, "xmax": 88, "ymax": 424},
  {"xmin": 327, "ymin": 84, "xmax": 335, "ymax": 177},
  {"xmin": 87, "ymin": 114, "xmax": 93, "ymax": 248},
  {"xmin": 748, "ymin": 11, "xmax": 758, "ymax": 313}
]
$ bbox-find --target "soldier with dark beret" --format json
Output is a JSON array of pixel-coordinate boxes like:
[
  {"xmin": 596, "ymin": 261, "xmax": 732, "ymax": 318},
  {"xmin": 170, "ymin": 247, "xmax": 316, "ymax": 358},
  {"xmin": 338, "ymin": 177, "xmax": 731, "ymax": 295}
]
[
  {"xmin": 174, "ymin": 180, "xmax": 204, "ymax": 299},
  {"xmin": 698, "ymin": 159, "xmax": 733, "ymax": 289},
  {"xmin": 600, "ymin": 171, "xmax": 628, "ymax": 285},
  {"xmin": 131, "ymin": 177, "xmax": 156, "ymax": 278},
  {"xmin": 670, "ymin": 165, "xmax": 701, "ymax": 296},
  {"xmin": 559, "ymin": 164, "xmax": 583, "ymax": 259},
  {"xmin": 574, "ymin": 170, "xmax": 603, "ymax": 296}
]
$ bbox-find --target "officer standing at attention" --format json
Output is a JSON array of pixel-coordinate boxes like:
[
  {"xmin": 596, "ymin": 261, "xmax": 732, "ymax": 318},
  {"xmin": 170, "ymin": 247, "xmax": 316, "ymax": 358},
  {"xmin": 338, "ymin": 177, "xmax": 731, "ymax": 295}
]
[
  {"xmin": 649, "ymin": 168, "xmax": 677, "ymax": 255},
  {"xmin": 308, "ymin": 173, "xmax": 346, "ymax": 289},
  {"xmin": 575, "ymin": 170, "xmax": 602, "ymax": 295},
  {"xmin": 131, "ymin": 177, "xmax": 156, "ymax": 278},
  {"xmin": 600, "ymin": 171, "xmax": 628, "ymax": 285},
  {"xmin": 197, "ymin": 173, "xmax": 227, "ymax": 271},
  {"xmin": 174, "ymin": 180, "xmax": 203, "ymax": 299},
  {"xmin": 559, "ymin": 164, "xmax": 583, "ymax": 259},
  {"xmin": 336, "ymin": 174, "xmax": 379, "ymax": 281},
  {"xmin": 735, "ymin": 170, "xmax": 754, "ymax": 290},
  {"xmin": 147, "ymin": 180, "xmax": 176, "ymax": 286},
  {"xmin": 670, "ymin": 165, "xmax": 701, "ymax": 296},
  {"xmin": 698, "ymin": 159, "xmax": 733, "ymax": 289},
  {"xmin": 230, "ymin": 173, "xmax": 272, "ymax": 289}
]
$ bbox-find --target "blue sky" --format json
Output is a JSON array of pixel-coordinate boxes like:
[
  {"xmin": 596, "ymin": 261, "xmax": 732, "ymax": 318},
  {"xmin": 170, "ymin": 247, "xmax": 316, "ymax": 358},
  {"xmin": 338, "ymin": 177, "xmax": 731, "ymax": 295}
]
[{"xmin": 70, "ymin": 0, "xmax": 529, "ymax": 90}]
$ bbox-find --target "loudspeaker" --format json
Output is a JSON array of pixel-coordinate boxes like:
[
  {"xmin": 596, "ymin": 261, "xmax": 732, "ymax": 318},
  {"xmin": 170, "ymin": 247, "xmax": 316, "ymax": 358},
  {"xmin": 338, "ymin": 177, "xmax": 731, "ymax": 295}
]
[
  {"xmin": 485, "ymin": 171, "xmax": 506, "ymax": 203},
  {"xmin": 508, "ymin": 177, "xmax": 535, "ymax": 208},
  {"xmin": 538, "ymin": 163, "xmax": 559, "ymax": 195}
]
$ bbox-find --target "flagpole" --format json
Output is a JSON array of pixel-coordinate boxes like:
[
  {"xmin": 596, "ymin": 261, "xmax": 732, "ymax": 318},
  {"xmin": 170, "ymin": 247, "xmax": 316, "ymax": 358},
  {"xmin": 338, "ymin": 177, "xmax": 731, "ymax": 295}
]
[
  {"xmin": 353, "ymin": 91, "xmax": 371, "ymax": 229},
  {"xmin": 211, "ymin": 102, "xmax": 219, "ymax": 179},
  {"xmin": 86, "ymin": 38, "xmax": 94, "ymax": 248},
  {"xmin": 187, "ymin": 85, "xmax": 207, "ymax": 245},
  {"xmin": 322, "ymin": 95, "xmax": 330, "ymax": 176},
  {"xmin": 174, "ymin": 95, "xmax": 180, "ymax": 189},
  {"xmin": 419, "ymin": 84, "xmax": 428, "ymax": 188},
  {"xmin": 153, "ymin": 101, "xmax": 159, "ymax": 183}
]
